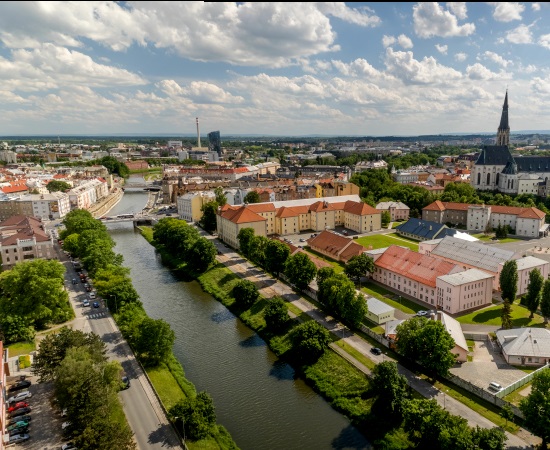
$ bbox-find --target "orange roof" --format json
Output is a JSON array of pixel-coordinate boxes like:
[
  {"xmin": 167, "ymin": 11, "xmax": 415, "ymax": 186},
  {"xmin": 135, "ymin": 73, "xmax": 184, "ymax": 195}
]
[
  {"xmin": 423, "ymin": 200, "xmax": 445, "ymax": 211},
  {"xmin": 339, "ymin": 241, "xmax": 367, "ymax": 263},
  {"xmin": 375, "ymin": 245, "xmax": 457, "ymax": 288},
  {"xmin": 343, "ymin": 200, "xmax": 380, "ymax": 216},
  {"xmin": 309, "ymin": 201, "xmax": 335, "ymax": 212},
  {"xmin": 219, "ymin": 205, "xmax": 266, "ymax": 224},
  {"xmin": 308, "ymin": 230, "xmax": 351, "ymax": 257},
  {"xmin": 246, "ymin": 203, "xmax": 276, "ymax": 213},
  {"xmin": 1, "ymin": 184, "xmax": 28, "ymax": 194},
  {"xmin": 424, "ymin": 201, "xmax": 545, "ymax": 219}
]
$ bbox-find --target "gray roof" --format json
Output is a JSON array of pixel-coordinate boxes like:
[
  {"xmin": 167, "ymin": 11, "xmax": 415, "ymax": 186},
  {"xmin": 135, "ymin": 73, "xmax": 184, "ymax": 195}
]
[
  {"xmin": 437, "ymin": 311, "xmax": 468, "ymax": 352},
  {"xmin": 366, "ymin": 297, "xmax": 395, "ymax": 316},
  {"xmin": 515, "ymin": 156, "xmax": 550, "ymax": 173},
  {"xmin": 475, "ymin": 145, "xmax": 514, "ymax": 166},
  {"xmin": 514, "ymin": 256, "xmax": 549, "ymax": 271},
  {"xmin": 496, "ymin": 328, "xmax": 550, "ymax": 358},
  {"xmin": 437, "ymin": 268, "xmax": 493, "ymax": 286},
  {"xmin": 430, "ymin": 236, "xmax": 517, "ymax": 273},
  {"xmin": 376, "ymin": 201, "xmax": 410, "ymax": 210}
]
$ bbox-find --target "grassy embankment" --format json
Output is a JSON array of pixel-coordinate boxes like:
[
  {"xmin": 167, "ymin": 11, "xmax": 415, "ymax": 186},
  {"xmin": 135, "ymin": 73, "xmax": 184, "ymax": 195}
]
[
  {"xmin": 122, "ymin": 227, "xmax": 239, "ymax": 450},
  {"xmin": 456, "ymin": 302, "xmax": 546, "ymax": 327},
  {"xmin": 139, "ymin": 227, "xmax": 413, "ymax": 448}
]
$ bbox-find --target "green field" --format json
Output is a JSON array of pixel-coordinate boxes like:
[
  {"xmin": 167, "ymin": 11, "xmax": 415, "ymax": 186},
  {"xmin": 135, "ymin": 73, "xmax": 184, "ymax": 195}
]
[
  {"xmin": 470, "ymin": 233, "xmax": 521, "ymax": 244},
  {"xmin": 456, "ymin": 302, "xmax": 546, "ymax": 327},
  {"xmin": 356, "ymin": 233, "xmax": 419, "ymax": 251}
]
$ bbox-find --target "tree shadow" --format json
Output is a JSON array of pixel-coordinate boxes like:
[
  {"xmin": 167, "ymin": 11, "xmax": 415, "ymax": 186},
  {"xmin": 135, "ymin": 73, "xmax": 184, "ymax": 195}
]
[
  {"xmin": 469, "ymin": 309, "xmax": 501, "ymax": 323},
  {"xmin": 147, "ymin": 423, "xmax": 178, "ymax": 446},
  {"xmin": 239, "ymin": 334, "xmax": 266, "ymax": 348},
  {"xmin": 331, "ymin": 423, "xmax": 372, "ymax": 449},
  {"xmin": 211, "ymin": 309, "xmax": 235, "ymax": 324},
  {"xmin": 268, "ymin": 359, "xmax": 295, "ymax": 381}
]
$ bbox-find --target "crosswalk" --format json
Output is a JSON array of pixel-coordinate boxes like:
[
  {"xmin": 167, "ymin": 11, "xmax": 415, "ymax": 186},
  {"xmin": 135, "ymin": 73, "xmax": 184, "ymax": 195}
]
[{"xmin": 87, "ymin": 312, "xmax": 107, "ymax": 319}]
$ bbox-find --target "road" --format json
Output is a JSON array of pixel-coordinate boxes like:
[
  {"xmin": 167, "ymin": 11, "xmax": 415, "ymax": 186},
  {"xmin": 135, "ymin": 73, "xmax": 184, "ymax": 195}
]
[
  {"xmin": 60, "ymin": 252, "xmax": 183, "ymax": 450},
  {"xmin": 206, "ymin": 232, "xmax": 539, "ymax": 449}
]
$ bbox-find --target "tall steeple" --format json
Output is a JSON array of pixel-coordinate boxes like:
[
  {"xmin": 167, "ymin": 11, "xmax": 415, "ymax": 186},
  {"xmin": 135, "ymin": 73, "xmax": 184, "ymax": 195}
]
[{"xmin": 496, "ymin": 90, "xmax": 510, "ymax": 147}]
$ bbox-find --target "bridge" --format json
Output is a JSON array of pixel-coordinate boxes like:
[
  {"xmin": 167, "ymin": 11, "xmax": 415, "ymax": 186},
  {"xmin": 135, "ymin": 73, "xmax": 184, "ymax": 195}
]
[
  {"xmin": 122, "ymin": 180, "xmax": 161, "ymax": 190},
  {"xmin": 99, "ymin": 214, "xmax": 158, "ymax": 226}
]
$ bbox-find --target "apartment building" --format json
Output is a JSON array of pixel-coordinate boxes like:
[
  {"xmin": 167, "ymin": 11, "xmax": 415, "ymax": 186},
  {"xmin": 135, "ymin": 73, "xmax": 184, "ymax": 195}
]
[{"xmin": 177, "ymin": 191, "xmax": 215, "ymax": 223}]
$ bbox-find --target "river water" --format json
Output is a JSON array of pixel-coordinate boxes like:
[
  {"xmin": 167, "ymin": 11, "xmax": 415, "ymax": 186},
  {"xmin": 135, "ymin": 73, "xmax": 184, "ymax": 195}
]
[{"xmin": 105, "ymin": 182, "xmax": 371, "ymax": 450}]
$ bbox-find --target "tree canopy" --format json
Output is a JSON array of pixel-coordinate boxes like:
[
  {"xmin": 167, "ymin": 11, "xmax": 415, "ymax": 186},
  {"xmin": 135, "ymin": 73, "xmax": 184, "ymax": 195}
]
[
  {"xmin": 524, "ymin": 268, "xmax": 543, "ymax": 319},
  {"xmin": 291, "ymin": 321, "xmax": 331, "ymax": 364},
  {"xmin": 500, "ymin": 260, "xmax": 518, "ymax": 302},
  {"xmin": 243, "ymin": 191, "xmax": 260, "ymax": 204},
  {"xmin": 520, "ymin": 369, "xmax": 550, "ymax": 447},
  {"xmin": 232, "ymin": 279, "xmax": 259, "ymax": 309},
  {"xmin": 46, "ymin": 180, "xmax": 72, "ymax": 192},
  {"xmin": 169, "ymin": 392, "xmax": 217, "ymax": 441},
  {"xmin": 284, "ymin": 252, "xmax": 317, "ymax": 291},
  {"xmin": 344, "ymin": 253, "xmax": 375, "ymax": 282}
]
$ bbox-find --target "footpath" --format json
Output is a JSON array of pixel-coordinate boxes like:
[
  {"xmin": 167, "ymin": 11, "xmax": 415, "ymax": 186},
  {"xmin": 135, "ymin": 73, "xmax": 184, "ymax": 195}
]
[{"xmin": 213, "ymin": 244, "xmax": 540, "ymax": 450}]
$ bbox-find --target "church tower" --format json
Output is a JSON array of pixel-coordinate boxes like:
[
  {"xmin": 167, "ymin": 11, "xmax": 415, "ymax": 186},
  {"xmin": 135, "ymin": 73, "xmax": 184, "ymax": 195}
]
[{"xmin": 496, "ymin": 90, "xmax": 509, "ymax": 147}]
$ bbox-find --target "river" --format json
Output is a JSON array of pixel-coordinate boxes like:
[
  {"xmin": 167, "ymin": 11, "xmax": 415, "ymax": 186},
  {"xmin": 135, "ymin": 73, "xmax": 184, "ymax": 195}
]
[{"xmin": 104, "ymin": 182, "xmax": 371, "ymax": 450}]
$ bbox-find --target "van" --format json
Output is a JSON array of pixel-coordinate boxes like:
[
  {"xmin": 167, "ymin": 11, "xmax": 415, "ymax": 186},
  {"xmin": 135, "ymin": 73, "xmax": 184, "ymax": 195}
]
[{"xmin": 488, "ymin": 382, "xmax": 502, "ymax": 392}]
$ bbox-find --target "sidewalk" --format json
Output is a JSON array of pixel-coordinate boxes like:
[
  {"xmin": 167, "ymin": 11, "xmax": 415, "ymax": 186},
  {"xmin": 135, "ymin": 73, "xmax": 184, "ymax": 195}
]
[{"xmin": 214, "ymin": 245, "xmax": 540, "ymax": 450}]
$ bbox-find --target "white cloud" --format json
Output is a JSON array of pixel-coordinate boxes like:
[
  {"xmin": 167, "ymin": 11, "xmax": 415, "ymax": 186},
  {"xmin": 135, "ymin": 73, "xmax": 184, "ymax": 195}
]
[
  {"xmin": 0, "ymin": 2, "xmax": 379, "ymax": 69},
  {"xmin": 506, "ymin": 24, "xmax": 534, "ymax": 44},
  {"xmin": 331, "ymin": 58, "xmax": 385, "ymax": 79},
  {"xmin": 466, "ymin": 63, "xmax": 509, "ymax": 80},
  {"xmin": 384, "ymin": 48, "xmax": 462, "ymax": 85},
  {"xmin": 532, "ymin": 3, "xmax": 541, "ymax": 11},
  {"xmin": 157, "ymin": 80, "xmax": 244, "ymax": 104},
  {"xmin": 412, "ymin": 2, "xmax": 475, "ymax": 38},
  {"xmin": 435, "ymin": 44, "xmax": 448, "ymax": 55},
  {"xmin": 539, "ymin": 34, "xmax": 550, "ymax": 49},
  {"xmin": 489, "ymin": 2, "xmax": 525, "ymax": 22},
  {"xmin": 382, "ymin": 35, "xmax": 396, "ymax": 48},
  {"xmin": 518, "ymin": 64, "xmax": 537, "ymax": 74},
  {"xmin": 454, "ymin": 52, "xmax": 468, "ymax": 62},
  {"xmin": 483, "ymin": 51, "xmax": 512, "ymax": 68},
  {"xmin": 531, "ymin": 76, "xmax": 550, "ymax": 95},
  {"xmin": 446, "ymin": 2, "xmax": 468, "ymax": 20},
  {"xmin": 397, "ymin": 34, "xmax": 414, "ymax": 49}
]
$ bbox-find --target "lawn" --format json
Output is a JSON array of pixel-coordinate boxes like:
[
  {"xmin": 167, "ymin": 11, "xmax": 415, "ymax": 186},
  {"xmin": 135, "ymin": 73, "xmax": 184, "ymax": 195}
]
[
  {"xmin": 361, "ymin": 284, "xmax": 424, "ymax": 314},
  {"xmin": 456, "ymin": 302, "xmax": 546, "ymax": 327},
  {"xmin": 6, "ymin": 341, "xmax": 36, "ymax": 357},
  {"xmin": 303, "ymin": 248, "xmax": 345, "ymax": 273},
  {"xmin": 356, "ymin": 233, "xmax": 419, "ymax": 251},
  {"xmin": 471, "ymin": 233, "xmax": 521, "ymax": 244}
]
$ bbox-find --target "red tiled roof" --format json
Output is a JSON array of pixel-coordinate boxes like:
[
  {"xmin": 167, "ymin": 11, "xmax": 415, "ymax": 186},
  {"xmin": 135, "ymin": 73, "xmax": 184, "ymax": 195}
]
[
  {"xmin": 309, "ymin": 201, "xmax": 335, "ymax": 212},
  {"xmin": 246, "ymin": 203, "xmax": 276, "ymax": 213},
  {"xmin": 308, "ymin": 230, "xmax": 351, "ymax": 257},
  {"xmin": 339, "ymin": 241, "xmax": 367, "ymax": 263},
  {"xmin": 375, "ymin": 245, "xmax": 458, "ymax": 287},
  {"xmin": 0, "ymin": 215, "xmax": 50, "ymax": 245},
  {"xmin": 424, "ymin": 201, "xmax": 545, "ymax": 220},
  {"xmin": 219, "ymin": 205, "xmax": 266, "ymax": 224},
  {"xmin": 343, "ymin": 200, "xmax": 380, "ymax": 216},
  {"xmin": 1, "ymin": 184, "xmax": 28, "ymax": 194},
  {"xmin": 423, "ymin": 200, "xmax": 445, "ymax": 211}
]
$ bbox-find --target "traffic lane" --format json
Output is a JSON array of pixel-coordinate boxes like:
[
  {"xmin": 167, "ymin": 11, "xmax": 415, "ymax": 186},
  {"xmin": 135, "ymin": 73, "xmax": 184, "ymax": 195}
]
[{"xmin": 89, "ymin": 314, "xmax": 182, "ymax": 450}]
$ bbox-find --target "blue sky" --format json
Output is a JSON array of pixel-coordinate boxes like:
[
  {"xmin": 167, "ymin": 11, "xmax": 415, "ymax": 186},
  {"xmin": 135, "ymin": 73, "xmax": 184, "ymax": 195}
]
[{"xmin": 1, "ymin": 2, "xmax": 550, "ymax": 137}]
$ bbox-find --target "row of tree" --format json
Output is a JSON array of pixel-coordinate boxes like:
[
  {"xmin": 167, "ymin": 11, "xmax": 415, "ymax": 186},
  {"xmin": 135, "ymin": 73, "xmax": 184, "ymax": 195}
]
[{"xmin": 32, "ymin": 327, "xmax": 135, "ymax": 449}]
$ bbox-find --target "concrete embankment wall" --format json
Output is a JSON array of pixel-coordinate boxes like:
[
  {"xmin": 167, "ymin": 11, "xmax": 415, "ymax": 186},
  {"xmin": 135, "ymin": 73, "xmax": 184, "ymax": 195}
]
[{"xmin": 89, "ymin": 188, "xmax": 124, "ymax": 219}]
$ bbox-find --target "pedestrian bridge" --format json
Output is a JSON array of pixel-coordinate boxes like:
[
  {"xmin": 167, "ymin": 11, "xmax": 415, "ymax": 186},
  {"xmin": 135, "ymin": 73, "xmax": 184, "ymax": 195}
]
[{"xmin": 99, "ymin": 214, "xmax": 158, "ymax": 226}]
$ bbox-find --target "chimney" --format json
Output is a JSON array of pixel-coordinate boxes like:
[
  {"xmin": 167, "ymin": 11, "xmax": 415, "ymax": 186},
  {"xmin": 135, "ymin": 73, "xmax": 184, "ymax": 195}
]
[{"xmin": 196, "ymin": 117, "xmax": 201, "ymax": 148}]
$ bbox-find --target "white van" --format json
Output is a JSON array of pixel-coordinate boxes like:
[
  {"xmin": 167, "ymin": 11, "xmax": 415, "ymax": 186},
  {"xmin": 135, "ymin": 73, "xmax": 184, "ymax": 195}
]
[{"xmin": 488, "ymin": 382, "xmax": 502, "ymax": 392}]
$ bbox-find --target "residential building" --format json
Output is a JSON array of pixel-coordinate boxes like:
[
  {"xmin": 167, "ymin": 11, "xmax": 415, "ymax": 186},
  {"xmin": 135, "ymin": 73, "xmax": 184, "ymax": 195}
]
[
  {"xmin": 365, "ymin": 297, "xmax": 395, "ymax": 325},
  {"xmin": 496, "ymin": 328, "xmax": 550, "ymax": 366},
  {"xmin": 354, "ymin": 160, "xmax": 388, "ymax": 171},
  {"xmin": 216, "ymin": 205, "xmax": 267, "ymax": 249},
  {"xmin": 436, "ymin": 269, "xmax": 494, "ymax": 314},
  {"xmin": 395, "ymin": 218, "xmax": 449, "ymax": 241},
  {"xmin": 18, "ymin": 192, "xmax": 71, "ymax": 220},
  {"xmin": 307, "ymin": 230, "xmax": 367, "ymax": 263},
  {"xmin": 375, "ymin": 201, "xmax": 410, "ymax": 222},
  {"xmin": 431, "ymin": 311, "xmax": 468, "ymax": 362},
  {"xmin": 0, "ymin": 215, "xmax": 55, "ymax": 269},
  {"xmin": 177, "ymin": 191, "xmax": 216, "ymax": 223},
  {"xmin": 509, "ymin": 256, "xmax": 550, "ymax": 296}
]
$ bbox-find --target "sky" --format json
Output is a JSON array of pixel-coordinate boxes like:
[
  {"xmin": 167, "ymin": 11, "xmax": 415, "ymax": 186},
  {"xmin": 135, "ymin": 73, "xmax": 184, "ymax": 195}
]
[{"xmin": 1, "ymin": 2, "xmax": 550, "ymax": 137}]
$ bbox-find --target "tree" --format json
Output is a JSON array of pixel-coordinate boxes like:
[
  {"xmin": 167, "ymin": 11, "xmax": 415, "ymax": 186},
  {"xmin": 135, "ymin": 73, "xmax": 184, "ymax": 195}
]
[
  {"xmin": 134, "ymin": 317, "xmax": 175, "ymax": 367},
  {"xmin": 46, "ymin": 180, "xmax": 72, "ymax": 192},
  {"xmin": 525, "ymin": 268, "xmax": 543, "ymax": 319},
  {"xmin": 188, "ymin": 238, "xmax": 217, "ymax": 273},
  {"xmin": 500, "ymin": 404, "xmax": 514, "ymax": 427},
  {"xmin": 199, "ymin": 201, "xmax": 219, "ymax": 233},
  {"xmin": 501, "ymin": 300, "xmax": 513, "ymax": 330},
  {"xmin": 318, "ymin": 272, "xmax": 367, "ymax": 328},
  {"xmin": 214, "ymin": 186, "xmax": 227, "ymax": 207},
  {"xmin": 248, "ymin": 235, "xmax": 270, "ymax": 267},
  {"xmin": 244, "ymin": 191, "xmax": 260, "ymax": 204},
  {"xmin": 264, "ymin": 240, "xmax": 290, "ymax": 277},
  {"xmin": 381, "ymin": 211, "xmax": 391, "ymax": 227},
  {"xmin": 93, "ymin": 265, "xmax": 140, "ymax": 310},
  {"xmin": 99, "ymin": 155, "xmax": 129, "ymax": 177},
  {"xmin": 291, "ymin": 321, "xmax": 331, "ymax": 364},
  {"xmin": 471, "ymin": 426, "xmax": 507, "ymax": 450},
  {"xmin": 62, "ymin": 209, "xmax": 106, "ymax": 237},
  {"xmin": 520, "ymin": 369, "xmax": 550, "ymax": 448},
  {"xmin": 237, "ymin": 227, "xmax": 255, "ymax": 256},
  {"xmin": 344, "ymin": 254, "xmax": 374, "ymax": 282},
  {"xmin": 500, "ymin": 260, "xmax": 518, "ymax": 302},
  {"xmin": 0, "ymin": 315, "xmax": 35, "ymax": 344},
  {"xmin": 371, "ymin": 361, "xmax": 408, "ymax": 419},
  {"xmin": 263, "ymin": 296, "xmax": 290, "ymax": 332},
  {"xmin": 232, "ymin": 279, "xmax": 259, "ymax": 309},
  {"xmin": 541, "ymin": 279, "xmax": 550, "ymax": 325},
  {"xmin": 169, "ymin": 392, "xmax": 217, "ymax": 441},
  {"xmin": 284, "ymin": 252, "xmax": 317, "ymax": 291}
]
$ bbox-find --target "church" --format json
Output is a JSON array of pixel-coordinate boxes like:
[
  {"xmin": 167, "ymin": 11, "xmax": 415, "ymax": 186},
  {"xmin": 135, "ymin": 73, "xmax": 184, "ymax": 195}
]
[{"xmin": 470, "ymin": 91, "xmax": 550, "ymax": 196}]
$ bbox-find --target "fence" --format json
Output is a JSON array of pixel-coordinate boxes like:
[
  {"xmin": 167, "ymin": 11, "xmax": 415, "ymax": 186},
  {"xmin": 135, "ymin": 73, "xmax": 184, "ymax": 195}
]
[{"xmin": 497, "ymin": 363, "xmax": 549, "ymax": 398}]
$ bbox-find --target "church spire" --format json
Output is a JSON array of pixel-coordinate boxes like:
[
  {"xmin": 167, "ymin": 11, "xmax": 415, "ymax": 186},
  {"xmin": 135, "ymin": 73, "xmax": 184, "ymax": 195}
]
[{"xmin": 496, "ymin": 90, "xmax": 510, "ymax": 147}]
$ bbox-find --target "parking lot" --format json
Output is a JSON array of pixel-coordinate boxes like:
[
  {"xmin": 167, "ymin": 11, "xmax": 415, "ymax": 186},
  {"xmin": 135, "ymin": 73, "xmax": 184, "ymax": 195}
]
[{"xmin": 6, "ymin": 374, "xmax": 69, "ymax": 450}]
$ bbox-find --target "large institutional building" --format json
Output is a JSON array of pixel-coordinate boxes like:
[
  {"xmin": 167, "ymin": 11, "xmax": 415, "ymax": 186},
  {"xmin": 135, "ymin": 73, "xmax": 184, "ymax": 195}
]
[{"xmin": 471, "ymin": 91, "xmax": 550, "ymax": 195}]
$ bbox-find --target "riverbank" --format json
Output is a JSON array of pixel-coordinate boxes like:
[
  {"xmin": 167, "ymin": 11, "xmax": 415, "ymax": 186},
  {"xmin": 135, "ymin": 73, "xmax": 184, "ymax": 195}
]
[{"xmin": 89, "ymin": 185, "xmax": 124, "ymax": 218}]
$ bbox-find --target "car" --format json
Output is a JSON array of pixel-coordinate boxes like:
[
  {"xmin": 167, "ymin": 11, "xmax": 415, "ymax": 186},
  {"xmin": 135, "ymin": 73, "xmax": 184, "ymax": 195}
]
[
  {"xmin": 86, "ymin": 285, "xmax": 92, "ymax": 292},
  {"xmin": 92, "ymin": 301, "xmax": 100, "ymax": 308},
  {"xmin": 342, "ymin": 230, "xmax": 348, "ymax": 235},
  {"xmin": 61, "ymin": 408, "xmax": 68, "ymax": 417},
  {"xmin": 82, "ymin": 300, "xmax": 90, "ymax": 307},
  {"xmin": 7, "ymin": 420, "xmax": 29, "ymax": 432},
  {"xmin": 7, "ymin": 415, "xmax": 31, "ymax": 427},
  {"xmin": 370, "ymin": 347, "xmax": 382, "ymax": 356},
  {"xmin": 8, "ymin": 401, "xmax": 29, "ymax": 413},
  {"xmin": 8, "ymin": 380, "xmax": 32, "ymax": 392},
  {"xmin": 8, "ymin": 406, "xmax": 31, "ymax": 418},
  {"xmin": 62, "ymin": 421, "xmax": 72, "ymax": 431},
  {"xmin": 9, "ymin": 426, "xmax": 29, "ymax": 437},
  {"xmin": 62, "ymin": 443, "xmax": 78, "ymax": 450},
  {"xmin": 488, "ymin": 381, "xmax": 503, "ymax": 392},
  {"xmin": 8, "ymin": 434, "xmax": 30, "ymax": 444},
  {"xmin": 7, "ymin": 390, "xmax": 32, "ymax": 404},
  {"xmin": 416, "ymin": 310, "xmax": 428, "ymax": 316},
  {"xmin": 89, "ymin": 292, "xmax": 96, "ymax": 299},
  {"xmin": 121, "ymin": 376, "xmax": 130, "ymax": 390},
  {"xmin": 299, "ymin": 238, "xmax": 306, "ymax": 242},
  {"xmin": 72, "ymin": 278, "xmax": 77, "ymax": 285}
]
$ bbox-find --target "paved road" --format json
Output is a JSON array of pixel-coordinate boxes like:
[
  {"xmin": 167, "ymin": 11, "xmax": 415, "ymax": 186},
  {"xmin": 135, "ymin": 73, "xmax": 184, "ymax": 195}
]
[
  {"xmin": 207, "ymin": 234, "xmax": 540, "ymax": 449},
  {"xmin": 61, "ymin": 255, "xmax": 183, "ymax": 450}
]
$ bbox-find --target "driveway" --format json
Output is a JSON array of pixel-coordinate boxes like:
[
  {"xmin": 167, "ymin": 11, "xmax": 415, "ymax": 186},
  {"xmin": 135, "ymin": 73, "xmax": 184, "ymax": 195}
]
[{"xmin": 450, "ymin": 338, "xmax": 527, "ymax": 390}]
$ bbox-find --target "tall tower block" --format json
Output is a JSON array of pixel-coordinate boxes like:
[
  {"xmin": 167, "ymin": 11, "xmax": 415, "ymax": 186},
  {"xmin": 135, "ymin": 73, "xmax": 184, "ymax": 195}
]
[{"xmin": 196, "ymin": 117, "xmax": 201, "ymax": 148}]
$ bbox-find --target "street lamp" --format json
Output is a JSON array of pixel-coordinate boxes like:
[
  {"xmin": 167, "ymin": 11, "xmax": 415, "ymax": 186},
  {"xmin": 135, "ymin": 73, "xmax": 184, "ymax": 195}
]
[{"xmin": 111, "ymin": 295, "xmax": 118, "ymax": 313}]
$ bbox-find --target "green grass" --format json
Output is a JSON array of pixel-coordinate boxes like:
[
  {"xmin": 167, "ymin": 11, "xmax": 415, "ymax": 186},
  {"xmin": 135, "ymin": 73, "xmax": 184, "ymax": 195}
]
[
  {"xmin": 6, "ymin": 341, "xmax": 36, "ymax": 357},
  {"xmin": 456, "ymin": 302, "xmax": 546, "ymax": 327},
  {"xmin": 146, "ymin": 364, "xmax": 187, "ymax": 411},
  {"xmin": 503, "ymin": 381, "xmax": 533, "ymax": 406},
  {"xmin": 361, "ymin": 285, "xmax": 424, "ymax": 314},
  {"xmin": 333, "ymin": 340, "xmax": 377, "ymax": 371},
  {"xmin": 303, "ymin": 248, "xmax": 345, "ymax": 273},
  {"xmin": 471, "ymin": 233, "xmax": 520, "ymax": 243},
  {"xmin": 356, "ymin": 233, "xmax": 419, "ymax": 251}
]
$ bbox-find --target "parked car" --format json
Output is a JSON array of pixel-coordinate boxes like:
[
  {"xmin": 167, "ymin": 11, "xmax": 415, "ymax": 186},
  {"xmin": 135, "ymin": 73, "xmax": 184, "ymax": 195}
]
[
  {"xmin": 8, "ymin": 406, "xmax": 31, "ymax": 418},
  {"xmin": 7, "ymin": 390, "xmax": 32, "ymax": 404},
  {"xmin": 121, "ymin": 376, "xmax": 130, "ymax": 390},
  {"xmin": 9, "ymin": 426, "xmax": 29, "ymax": 437},
  {"xmin": 89, "ymin": 292, "xmax": 96, "ymax": 299},
  {"xmin": 82, "ymin": 300, "xmax": 90, "ymax": 307},
  {"xmin": 62, "ymin": 443, "xmax": 78, "ymax": 450},
  {"xmin": 370, "ymin": 347, "xmax": 382, "ymax": 356},
  {"xmin": 72, "ymin": 278, "xmax": 78, "ymax": 285},
  {"xmin": 7, "ymin": 415, "xmax": 31, "ymax": 426},
  {"xmin": 92, "ymin": 301, "xmax": 100, "ymax": 308},
  {"xmin": 8, "ymin": 434, "xmax": 30, "ymax": 444},
  {"xmin": 7, "ymin": 420, "xmax": 30, "ymax": 432},
  {"xmin": 8, "ymin": 380, "xmax": 31, "ymax": 392},
  {"xmin": 8, "ymin": 401, "xmax": 29, "ymax": 413}
]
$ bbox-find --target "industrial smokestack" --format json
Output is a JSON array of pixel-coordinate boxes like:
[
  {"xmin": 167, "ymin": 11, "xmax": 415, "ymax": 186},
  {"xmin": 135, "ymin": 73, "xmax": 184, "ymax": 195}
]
[{"xmin": 196, "ymin": 117, "xmax": 201, "ymax": 148}]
